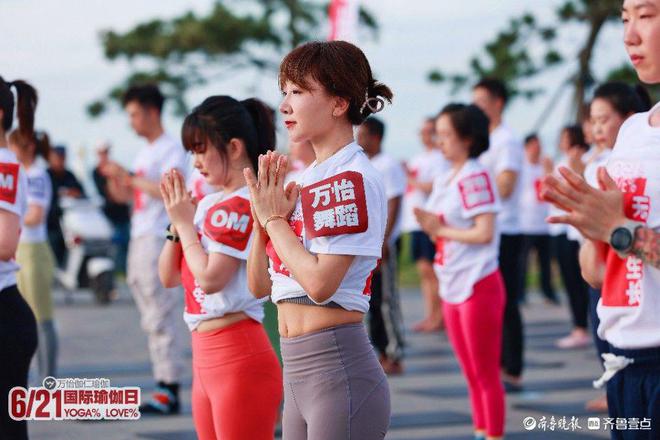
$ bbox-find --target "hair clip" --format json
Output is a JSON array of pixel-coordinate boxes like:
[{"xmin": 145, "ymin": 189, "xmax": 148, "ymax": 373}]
[{"xmin": 359, "ymin": 89, "xmax": 385, "ymax": 115}]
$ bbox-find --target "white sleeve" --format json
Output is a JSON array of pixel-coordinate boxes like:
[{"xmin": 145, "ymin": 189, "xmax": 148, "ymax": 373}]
[
  {"xmin": 493, "ymin": 138, "xmax": 523, "ymax": 175},
  {"xmin": 383, "ymin": 161, "xmax": 406, "ymax": 199},
  {"xmin": 457, "ymin": 171, "xmax": 500, "ymax": 219},
  {"xmin": 26, "ymin": 171, "xmax": 51, "ymax": 208},
  {"xmin": 307, "ymin": 173, "xmax": 385, "ymax": 258},
  {"xmin": 160, "ymin": 143, "xmax": 188, "ymax": 176}
]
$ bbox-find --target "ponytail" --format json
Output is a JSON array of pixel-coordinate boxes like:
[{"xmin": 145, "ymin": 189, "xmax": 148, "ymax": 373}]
[
  {"xmin": 181, "ymin": 95, "xmax": 276, "ymax": 177},
  {"xmin": 34, "ymin": 131, "xmax": 51, "ymax": 159},
  {"xmin": 0, "ymin": 76, "xmax": 37, "ymax": 137},
  {"xmin": 240, "ymin": 98, "xmax": 276, "ymax": 172}
]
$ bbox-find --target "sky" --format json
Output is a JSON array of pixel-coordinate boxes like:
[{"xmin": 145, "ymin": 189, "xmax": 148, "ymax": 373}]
[{"xmin": 1, "ymin": 0, "xmax": 630, "ymax": 182}]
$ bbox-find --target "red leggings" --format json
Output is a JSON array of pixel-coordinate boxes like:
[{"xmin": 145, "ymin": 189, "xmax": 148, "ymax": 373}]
[
  {"xmin": 442, "ymin": 270, "xmax": 506, "ymax": 437},
  {"xmin": 191, "ymin": 319, "xmax": 283, "ymax": 440}
]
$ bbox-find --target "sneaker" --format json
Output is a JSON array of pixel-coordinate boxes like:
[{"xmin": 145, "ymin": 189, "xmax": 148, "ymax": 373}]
[
  {"xmin": 139, "ymin": 387, "xmax": 180, "ymax": 416},
  {"xmin": 555, "ymin": 332, "xmax": 591, "ymax": 349}
]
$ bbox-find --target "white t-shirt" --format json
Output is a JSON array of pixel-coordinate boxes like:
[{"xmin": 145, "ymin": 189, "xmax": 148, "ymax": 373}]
[
  {"xmin": 20, "ymin": 163, "xmax": 51, "ymax": 244},
  {"xmin": 478, "ymin": 122, "xmax": 523, "ymax": 235},
  {"xmin": 402, "ymin": 149, "xmax": 450, "ymax": 233},
  {"xmin": 597, "ymin": 102, "xmax": 660, "ymax": 349},
  {"xmin": 181, "ymin": 186, "xmax": 264, "ymax": 331},
  {"xmin": 519, "ymin": 160, "xmax": 550, "ymax": 235},
  {"xmin": 131, "ymin": 133, "xmax": 187, "ymax": 239},
  {"xmin": 0, "ymin": 148, "xmax": 28, "ymax": 291},
  {"xmin": 267, "ymin": 142, "xmax": 387, "ymax": 313},
  {"xmin": 370, "ymin": 152, "xmax": 406, "ymax": 245},
  {"xmin": 425, "ymin": 159, "xmax": 501, "ymax": 304}
]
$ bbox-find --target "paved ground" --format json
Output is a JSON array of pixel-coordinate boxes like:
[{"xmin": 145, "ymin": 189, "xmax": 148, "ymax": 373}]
[{"xmin": 26, "ymin": 284, "xmax": 612, "ymax": 439}]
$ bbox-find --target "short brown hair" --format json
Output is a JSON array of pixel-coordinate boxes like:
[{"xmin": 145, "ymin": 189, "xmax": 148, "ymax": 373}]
[{"xmin": 279, "ymin": 41, "xmax": 393, "ymax": 125}]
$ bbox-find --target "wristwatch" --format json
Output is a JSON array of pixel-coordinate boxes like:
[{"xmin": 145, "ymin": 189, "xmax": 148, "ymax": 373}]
[
  {"xmin": 609, "ymin": 220, "xmax": 643, "ymax": 258},
  {"xmin": 165, "ymin": 224, "xmax": 180, "ymax": 242}
]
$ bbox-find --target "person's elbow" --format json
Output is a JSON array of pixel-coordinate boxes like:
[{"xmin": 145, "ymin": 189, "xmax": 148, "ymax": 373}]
[
  {"xmin": 304, "ymin": 278, "xmax": 340, "ymax": 304},
  {"xmin": 581, "ymin": 268, "xmax": 603, "ymax": 289},
  {"xmin": 247, "ymin": 277, "xmax": 271, "ymax": 299}
]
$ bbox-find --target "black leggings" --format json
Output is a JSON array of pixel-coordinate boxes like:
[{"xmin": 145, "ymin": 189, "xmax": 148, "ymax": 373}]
[
  {"xmin": 499, "ymin": 234, "xmax": 525, "ymax": 377},
  {"xmin": 552, "ymin": 234, "xmax": 589, "ymax": 329},
  {"xmin": 0, "ymin": 285, "xmax": 38, "ymax": 440}
]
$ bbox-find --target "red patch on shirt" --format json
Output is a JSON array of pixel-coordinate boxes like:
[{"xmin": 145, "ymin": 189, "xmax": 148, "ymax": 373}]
[
  {"xmin": 405, "ymin": 168, "xmax": 418, "ymax": 194},
  {"xmin": 203, "ymin": 196, "xmax": 253, "ymax": 251},
  {"xmin": 181, "ymin": 256, "xmax": 205, "ymax": 315},
  {"xmin": 133, "ymin": 170, "xmax": 145, "ymax": 212},
  {"xmin": 602, "ymin": 176, "xmax": 648, "ymax": 307},
  {"xmin": 458, "ymin": 172, "xmax": 495, "ymax": 210},
  {"xmin": 266, "ymin": 219, "xmax": 303, "ymax": 276},
  {"xmin": 0, "ymin": 163, "xmax": 19, "ymax": 205},
  {"xmin": 534, "ymin": 178, "xmax": 544, "ymax": 202},
  {"xmin": 301, "ymin": 171, "xmax": 368, "ymax": 238}
]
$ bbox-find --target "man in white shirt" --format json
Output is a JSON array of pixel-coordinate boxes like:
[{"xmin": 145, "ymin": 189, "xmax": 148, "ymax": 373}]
[
  {"xmin": 519, "ymin": 134, "xmax": 558, "ymax": 305},
  {"xmin": 105, "ymin": 85, "xmax": 187, "ymax": 414},
  {"xmin": 473, "ymin": 78, "xmax": 526, "ymax": 389},
  {"xmin": 358, "ymin": 117, "xmax": 407, "ymax": 374}
]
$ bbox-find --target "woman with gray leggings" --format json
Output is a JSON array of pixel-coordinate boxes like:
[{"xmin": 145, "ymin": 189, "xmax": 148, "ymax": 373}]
[{"xmin": 246, "ymin": 40, "xmax": 394, "ymax": 439}]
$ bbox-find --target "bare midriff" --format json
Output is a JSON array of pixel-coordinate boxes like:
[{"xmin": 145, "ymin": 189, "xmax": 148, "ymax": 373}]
[
  {"xmin": 195, "ymin": 311, "xmax": 250, "ymax": 333},
  {"xmin": 277, "ymin": 302, "xmax": 363, "ymax": 338}
]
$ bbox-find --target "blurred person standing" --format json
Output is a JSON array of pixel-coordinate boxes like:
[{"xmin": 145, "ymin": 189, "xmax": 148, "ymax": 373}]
[
  {"xmin": 47, "ymin": 143, "xmax": 86, "ymax": 267},
  {"xmin": 518, "ymin": 133, "xmax": 558, "ymax": 305},
  {"xmin": 103, "ymin": 84, "xmax": 188, "ymax": 415},
  {"xmin": 92, "ymin": 141, "xmax": 131, "ymax": 274},
  {"xmin": 472, "ymin": 78, "xmax": 526, "ymax": 389},
  {"xmin": 358, "ymin": 116, "xmax": 407, "ymax": 374},
  {"xmin": 402, "ymin": 117, "xmax": 449, "ymax": 332},
  {"xmin": 9, "ymin": 128, "xmax": 58, "ymax": 380}
]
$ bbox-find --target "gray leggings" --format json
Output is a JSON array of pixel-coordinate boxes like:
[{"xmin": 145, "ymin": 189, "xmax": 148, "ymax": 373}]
[{"xmin": 281, "ymin": 323, "xmax": 390, "ymax": 440}]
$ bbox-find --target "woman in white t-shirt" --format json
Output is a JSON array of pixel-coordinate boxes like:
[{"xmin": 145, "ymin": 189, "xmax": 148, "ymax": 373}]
[
  {"xmin": 157, "ymin": 96, "xmax": 282, "ymax": 440},
  {"xmin": 0, "ymin": 76, "xmax": 38, "ymax": 440},
  {"xmin": 542, "ymin": 2, "xmax": 660, "ymax": 436},
  {"xmin": 245, "ymin": 41, "xmax": 392, "ymax": 439},
  {"xmin": 9, "ymin": 128, "xmax": 58, "ymax": 380},
  {"xmin": 415, "ymin": 104, "xmax": 505, "ymax": 440}
]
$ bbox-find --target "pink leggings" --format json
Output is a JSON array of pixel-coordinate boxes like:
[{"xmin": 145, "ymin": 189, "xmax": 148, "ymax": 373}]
[
  {"xmin": 191, "ymin": 319, "xmax": 283, "ymax": 440},
  {"xmin": 442, "ymin": 270, "xmax": 506, "ymax": 437}
]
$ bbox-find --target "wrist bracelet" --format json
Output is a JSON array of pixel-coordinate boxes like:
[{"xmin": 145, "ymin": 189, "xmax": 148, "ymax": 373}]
[
  {"xmin": 264, "ymin": 214, "xmax": 286, "ymax": 231},
  {"xmin": 165, "ymin": 224, "xmax": 180, "ymax": 242},
  {"xmin": 183, "ymin": 241, "xmax": 201, "ymax": 253}
]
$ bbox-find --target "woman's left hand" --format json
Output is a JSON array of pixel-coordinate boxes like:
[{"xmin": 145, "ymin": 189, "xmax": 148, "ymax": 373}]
[
  {"xmin": 161, "ymin": 169, "xmax": 196, "ymax": 229},
  {"xmin": 244, "ymin": 151, "xmax": 299, "ymax": 227},
  {"xmin": 414, "ymin": 208, "xmax": 443, "ymax": 240}
]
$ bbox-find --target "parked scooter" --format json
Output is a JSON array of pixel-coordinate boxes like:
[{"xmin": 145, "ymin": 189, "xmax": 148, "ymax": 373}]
[{"xmin": 55, "ymin": 196, "xmax": 115, "ymax": 304}]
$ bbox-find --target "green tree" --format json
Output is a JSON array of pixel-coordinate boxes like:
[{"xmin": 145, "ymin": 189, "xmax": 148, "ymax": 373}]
[
  {"xmin": 88, "ymin": 0, "xmax": 378, "ymax": 117},
  {"xmin": 428, "ymin": 0, "xmax": 636, "ymax": 126}
]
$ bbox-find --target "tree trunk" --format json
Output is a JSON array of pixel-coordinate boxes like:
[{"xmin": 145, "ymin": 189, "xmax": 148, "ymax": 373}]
[{"xmin": 573, "ymin": 14, "xmax": 607, "ymax": 122}]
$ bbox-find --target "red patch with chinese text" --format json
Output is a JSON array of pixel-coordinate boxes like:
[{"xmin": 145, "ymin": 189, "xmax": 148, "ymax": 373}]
[
  {"xmin": 433, "ymin": 215, "xmax": 446, "ymax": 266},
  {"xmin": 180, "ymin": 233, "xmax": 206, "ymax": 315},
  {"xmin": 203, "ymin": 196, "xmax": 253, "ymax": 251},
  {"xmin": 0, "ymin": 163, "xmax": 19, "ymax": 205},
  {"xmin": 458, "ymin": 172, "xmax": 495, "ymax": 210},
  {"xmin": 406, "ymin": 168, "xmax": 418, "ymax": 194},
  {"xmin": 602, "ymin": 176, "xmax": 649, "ymax": 307},
  {"xmin": 301, "ymin": 171, "xmax": 369, "ymax": 238}
]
